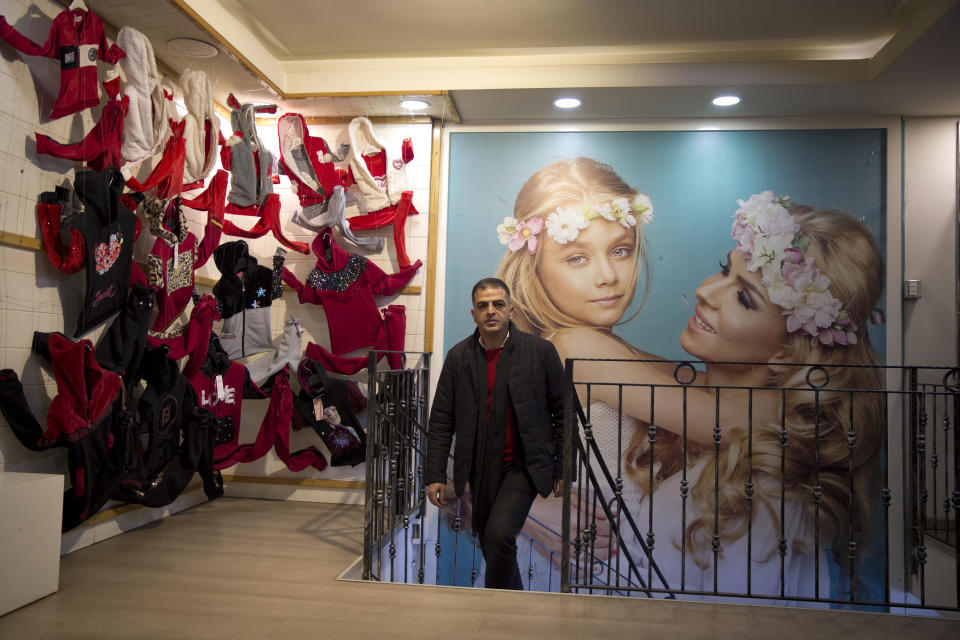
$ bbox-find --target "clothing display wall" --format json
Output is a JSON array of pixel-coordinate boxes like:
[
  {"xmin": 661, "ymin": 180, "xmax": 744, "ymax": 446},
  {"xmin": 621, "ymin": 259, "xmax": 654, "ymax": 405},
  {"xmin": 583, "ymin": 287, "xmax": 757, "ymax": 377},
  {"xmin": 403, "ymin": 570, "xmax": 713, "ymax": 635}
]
[{"xmin": 0, "ymin": 0, "xmax": 433, "ymax": 537}]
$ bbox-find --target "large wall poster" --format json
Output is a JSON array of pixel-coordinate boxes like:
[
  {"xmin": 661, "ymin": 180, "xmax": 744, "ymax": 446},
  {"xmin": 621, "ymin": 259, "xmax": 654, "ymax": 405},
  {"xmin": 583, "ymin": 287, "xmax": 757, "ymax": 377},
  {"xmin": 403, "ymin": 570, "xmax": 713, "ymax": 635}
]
[{"xmin": 441, "ymin": 127, "xmax": 888, "ymax": 602}]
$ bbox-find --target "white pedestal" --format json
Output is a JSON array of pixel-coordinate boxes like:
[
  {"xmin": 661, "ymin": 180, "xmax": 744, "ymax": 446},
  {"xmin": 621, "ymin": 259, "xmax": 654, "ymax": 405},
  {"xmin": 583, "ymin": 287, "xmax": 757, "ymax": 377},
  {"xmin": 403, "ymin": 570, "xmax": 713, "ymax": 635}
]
[{"xmin": 0, "ymin": 472, "xmax": 63, "ymax": 615}]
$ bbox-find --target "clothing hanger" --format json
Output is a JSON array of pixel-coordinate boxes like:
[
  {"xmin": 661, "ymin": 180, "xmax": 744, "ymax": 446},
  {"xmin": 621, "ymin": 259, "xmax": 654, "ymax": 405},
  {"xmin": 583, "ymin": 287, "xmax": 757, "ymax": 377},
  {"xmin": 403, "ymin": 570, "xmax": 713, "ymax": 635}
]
[{"xmin": 69, "ymin": 0, "xmax": 89, "ymax": 11}]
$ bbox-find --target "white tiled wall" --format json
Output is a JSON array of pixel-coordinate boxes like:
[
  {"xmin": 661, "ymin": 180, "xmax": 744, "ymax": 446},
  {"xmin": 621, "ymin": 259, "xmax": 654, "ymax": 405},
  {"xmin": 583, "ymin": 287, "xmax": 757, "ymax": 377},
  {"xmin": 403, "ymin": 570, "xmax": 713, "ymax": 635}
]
[
  {"xmin": 0, "ymin": 0, "xmax": 93, "ymax": 478},
  {"xmin": 0, "ymin": 0, "xmax": 435, "ymax": 495}
]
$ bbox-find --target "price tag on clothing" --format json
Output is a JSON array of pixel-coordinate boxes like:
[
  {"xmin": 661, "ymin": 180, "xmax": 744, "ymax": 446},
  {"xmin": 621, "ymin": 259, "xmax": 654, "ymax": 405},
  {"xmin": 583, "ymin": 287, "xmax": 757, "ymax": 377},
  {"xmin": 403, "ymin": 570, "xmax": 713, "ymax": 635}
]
[
  {"xmin": 216, "ymin": 375, "xmax": 225, "ymax": 402},
  {"xmin": 313, "ymin": 397, "xmax": 325, "ymax": 421},
  {"xmin": 173, "ymin": 241, "xmax": 178, "ymax": 264}
]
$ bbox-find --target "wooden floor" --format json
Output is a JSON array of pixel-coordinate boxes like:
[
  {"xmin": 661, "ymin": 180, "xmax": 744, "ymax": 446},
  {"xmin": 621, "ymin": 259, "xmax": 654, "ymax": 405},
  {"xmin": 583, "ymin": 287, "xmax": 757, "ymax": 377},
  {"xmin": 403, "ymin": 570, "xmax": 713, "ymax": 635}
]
[{"xmin": 0, "ymin": 498, "xmax": 957, "ymax": 640}]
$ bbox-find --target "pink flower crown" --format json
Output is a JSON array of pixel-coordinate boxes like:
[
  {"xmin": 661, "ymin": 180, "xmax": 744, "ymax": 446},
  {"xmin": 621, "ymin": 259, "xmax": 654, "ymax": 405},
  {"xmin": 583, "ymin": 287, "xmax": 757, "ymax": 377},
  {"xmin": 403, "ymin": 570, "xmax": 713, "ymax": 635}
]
[
  {"xmin": 497, "ymin": 194, "xmax": 653, "ymax": 254},
  {"xmin": 731, "ymin": 191, "xmax": 857, "ymax": 346}
]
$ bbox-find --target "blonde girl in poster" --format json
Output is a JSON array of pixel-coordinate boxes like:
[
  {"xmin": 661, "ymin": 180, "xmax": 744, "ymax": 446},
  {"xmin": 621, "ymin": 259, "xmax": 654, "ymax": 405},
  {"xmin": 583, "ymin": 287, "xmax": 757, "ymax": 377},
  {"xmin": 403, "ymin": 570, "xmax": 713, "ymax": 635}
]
[{"xmin": 496, "ymin": 157, "xmax": 884, "ymax": 600}]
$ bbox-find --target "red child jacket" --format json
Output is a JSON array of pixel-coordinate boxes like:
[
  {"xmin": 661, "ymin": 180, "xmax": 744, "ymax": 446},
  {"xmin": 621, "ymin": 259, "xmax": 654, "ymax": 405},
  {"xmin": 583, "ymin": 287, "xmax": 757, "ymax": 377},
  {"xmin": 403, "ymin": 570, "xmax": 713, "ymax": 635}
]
[
  {"xmin": 0, "ymin": 7, "xmax": 124, "ymax": 119},
  {"xmin": 281, "ymin": 227, "xmax": 421, "ymax": 355}
]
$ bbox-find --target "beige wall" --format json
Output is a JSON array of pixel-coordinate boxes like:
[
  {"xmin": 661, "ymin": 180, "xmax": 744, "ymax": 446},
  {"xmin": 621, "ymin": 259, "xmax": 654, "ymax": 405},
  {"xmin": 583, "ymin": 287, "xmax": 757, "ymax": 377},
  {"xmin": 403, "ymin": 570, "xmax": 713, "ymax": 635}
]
[{"xmin": 903, "ymin": 117, "xmax": 959, "ymax": 369}]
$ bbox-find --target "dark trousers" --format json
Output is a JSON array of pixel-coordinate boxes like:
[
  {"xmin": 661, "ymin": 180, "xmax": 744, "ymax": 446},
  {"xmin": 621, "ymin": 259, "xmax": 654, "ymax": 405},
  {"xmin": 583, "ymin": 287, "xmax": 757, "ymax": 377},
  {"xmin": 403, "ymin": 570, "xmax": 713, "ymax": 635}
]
[{"xmin": 477, "ymin": 461, "xmax": 538, "ymax": 590}]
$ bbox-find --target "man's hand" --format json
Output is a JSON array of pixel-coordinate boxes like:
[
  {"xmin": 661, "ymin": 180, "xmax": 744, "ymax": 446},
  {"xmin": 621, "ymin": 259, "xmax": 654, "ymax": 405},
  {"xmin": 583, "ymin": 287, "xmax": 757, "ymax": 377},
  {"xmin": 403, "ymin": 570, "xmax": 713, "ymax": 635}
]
[
  {"xmin": 553, "ymin": 478, "xmax": 563, "ymax": 497},
  {"xmin": 426, "ymin": 482, "xmax": 446, "ymax": 507}
]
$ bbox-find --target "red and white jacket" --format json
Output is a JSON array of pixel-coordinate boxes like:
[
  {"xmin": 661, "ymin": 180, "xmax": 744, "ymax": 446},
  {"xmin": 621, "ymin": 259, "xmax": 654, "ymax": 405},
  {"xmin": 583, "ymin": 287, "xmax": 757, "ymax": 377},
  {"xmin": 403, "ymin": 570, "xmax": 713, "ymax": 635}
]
[{"xmin": 0, "ymin": 7, "xmax": 124, "ymax": 119}]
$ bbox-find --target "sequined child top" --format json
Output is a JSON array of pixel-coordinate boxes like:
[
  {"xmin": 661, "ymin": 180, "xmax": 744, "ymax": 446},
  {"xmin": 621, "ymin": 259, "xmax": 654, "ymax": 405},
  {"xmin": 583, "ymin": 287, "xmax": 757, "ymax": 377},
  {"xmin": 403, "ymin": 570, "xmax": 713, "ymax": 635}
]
[{"xmin": 281, "ymin": 227, "xmax": 421, "ymax": 355}]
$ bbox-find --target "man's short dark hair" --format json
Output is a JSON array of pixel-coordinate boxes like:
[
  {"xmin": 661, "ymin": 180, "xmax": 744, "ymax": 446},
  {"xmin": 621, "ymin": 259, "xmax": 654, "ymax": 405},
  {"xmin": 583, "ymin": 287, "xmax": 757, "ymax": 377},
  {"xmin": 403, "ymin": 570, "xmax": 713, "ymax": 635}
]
[{"xmin": 471, "ymin": 277, "xmax": 510, "ymax": 304}]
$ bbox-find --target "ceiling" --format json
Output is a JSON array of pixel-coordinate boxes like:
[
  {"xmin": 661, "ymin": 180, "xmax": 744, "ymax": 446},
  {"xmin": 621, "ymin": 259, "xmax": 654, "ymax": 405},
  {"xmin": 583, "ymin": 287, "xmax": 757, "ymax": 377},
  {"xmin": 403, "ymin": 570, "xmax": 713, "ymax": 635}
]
[{"xmin": 74, "ymin": 0, "xmax": 960, "ymax": 122}]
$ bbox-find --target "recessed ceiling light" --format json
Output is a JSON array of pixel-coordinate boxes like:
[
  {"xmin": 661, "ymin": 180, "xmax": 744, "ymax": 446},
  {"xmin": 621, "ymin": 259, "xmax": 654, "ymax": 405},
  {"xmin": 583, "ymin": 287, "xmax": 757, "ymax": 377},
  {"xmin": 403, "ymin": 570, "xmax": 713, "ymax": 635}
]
[
  {"xmin": 166, "ymin": 37, "xmax": 219, "ymax": 58},
  {"xmin": 712, "ymin": 95, "xmax": 740, "ymax": 107},
  {"xmin": 554, "ymin": 97, "xmax": 581, "ymax": 109},
  {"xmin": 400, "ymin": 99, "xmax": 430, "ymax": 110}
]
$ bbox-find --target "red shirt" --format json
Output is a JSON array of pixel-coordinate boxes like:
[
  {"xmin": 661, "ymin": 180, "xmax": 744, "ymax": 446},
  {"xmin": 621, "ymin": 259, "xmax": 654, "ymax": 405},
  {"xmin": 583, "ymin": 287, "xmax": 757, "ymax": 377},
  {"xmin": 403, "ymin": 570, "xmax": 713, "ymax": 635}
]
[{"xmin": 484, "ymin": 347, "xmax": 516, "ymax": 463}]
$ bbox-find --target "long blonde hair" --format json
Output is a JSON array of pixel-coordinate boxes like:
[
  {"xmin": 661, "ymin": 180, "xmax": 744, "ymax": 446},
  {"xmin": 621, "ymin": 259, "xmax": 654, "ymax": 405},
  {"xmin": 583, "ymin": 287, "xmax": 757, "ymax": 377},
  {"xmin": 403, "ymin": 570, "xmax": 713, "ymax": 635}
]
[
  {"xmin": 625, "ymin": 205, "xmax": 885, "ymax": 568},
  {"xmin": 495, "ymin": 157, "xmax": 650, "ymax": 336}
]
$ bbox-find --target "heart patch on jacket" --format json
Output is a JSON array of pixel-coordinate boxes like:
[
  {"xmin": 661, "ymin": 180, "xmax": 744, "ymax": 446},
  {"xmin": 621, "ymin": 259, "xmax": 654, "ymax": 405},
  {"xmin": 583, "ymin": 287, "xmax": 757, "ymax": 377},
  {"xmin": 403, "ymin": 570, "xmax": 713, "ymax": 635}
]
[{"xmin": 94, "ymin": 232, "xmax": 123, "ymax": 275}]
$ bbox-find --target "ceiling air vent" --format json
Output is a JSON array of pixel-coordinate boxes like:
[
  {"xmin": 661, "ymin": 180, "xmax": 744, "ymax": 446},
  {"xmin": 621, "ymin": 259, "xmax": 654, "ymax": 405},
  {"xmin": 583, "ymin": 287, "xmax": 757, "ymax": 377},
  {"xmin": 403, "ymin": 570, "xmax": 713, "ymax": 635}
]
[{"xmin": 166, "ymin": 38, "xmax": 219, "ymax": 58}]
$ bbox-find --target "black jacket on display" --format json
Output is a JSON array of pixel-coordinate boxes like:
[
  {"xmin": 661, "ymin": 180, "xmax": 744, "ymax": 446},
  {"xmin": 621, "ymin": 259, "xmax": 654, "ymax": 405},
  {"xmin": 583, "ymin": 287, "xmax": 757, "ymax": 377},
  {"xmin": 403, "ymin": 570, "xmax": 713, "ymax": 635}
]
[
  {"xmin": 425, "ymin": 323, "xmax": 565, "ymax": 502},
  {"xmin": 73, "ymin": 168, "xmax": 138, "ymax": 337},
  {"xmin": 0, "ymin": 332, "xmax": 126, "ymax": 530},
  {"xmin": 94, "ymin": 283, "xmax": 154, "ymax": 391},
  {"xmin": 117, "ymin": 346, "xmax": 222, "ymax": 506},
  {"xmin": 292, "ymin": 358, "xmax": 366, "ymax": 467}
]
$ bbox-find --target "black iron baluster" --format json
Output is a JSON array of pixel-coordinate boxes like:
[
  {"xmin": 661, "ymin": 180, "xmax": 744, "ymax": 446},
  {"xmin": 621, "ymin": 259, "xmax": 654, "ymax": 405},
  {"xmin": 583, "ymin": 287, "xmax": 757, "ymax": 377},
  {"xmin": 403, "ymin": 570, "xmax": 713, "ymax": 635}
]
[
  {"xmin": 713, "ymin": 387, "xmax": 722, "ymax": 595},
  {"xmin": 614, "ymin": 384, "xmax": 625, "ymax": 590},
  {"xmin": 470, "ymin": 535, "xmax": 479, "ymax": 586},
  {"xmin": 388, "ymin": 397, "xmax": 399, "ymax": 583},
  {"xmin": 778, "ymin": 388, "xmax": 787, "ymax": 599},
  {"xmin": 917, "ymin": 384, "xmax": 928, "ymax": 606},
  {"xmin": 847, "ymin": 391, "xmax": 857, "ymax": 602},
  {"xmin": 561, "ymin": 359, "xmax": 575, "ymax": 593},
  {"xmin": 801, "ymin": 364, "xmax": 828, "ymax": 601},
  {"xmin": 881, "ymin": 390, "xmax": 891, "ymax": 605},
  {"xmin": 434, "ymin": 505, "xmax": 442, "ymax": 586},
  {"xmin": 647, "ymin": 385, "xmax": 657, "ymax": 591},
  {"xmin": 587, "ymin": 489, "xmax": 598, "ymax": 594},
  {"xmin": 581, "ymin": 407, "xmax": 595, "ymax": 592},
  {"xmin": 362, "ymin": 352, "xmax": 378, "ymax": 580},
  {"xmin": 451, "ymin": 496, "xmax": 462, "ymax": 586},
  {"xmin": 680, "ymin": 384, "xmax": 689, "ymax": 592},
  {"xmin": 526, "ymin": 536, "xmax": 535, "ymax": 591},
  {"xmin": 952, "ymin": 388, "xmax": 960, "ymax": 608},
  {"xmin": 943, "ymin": 395, "xmax": 952, "ymax": 545},
  {"xmin": 931, "ymin": 386, "xmax": 939, "ymax": 539},
  {"xmin": 811, "ymin": 373, "xmax": 823, "ymax": 601},
  {"xmin": 416, "ymin": 367, "xmax": 427, "ymax": 585},
  {"xmin": 745, "ymin": 387, "xmax": 754, "ymax": 596}
]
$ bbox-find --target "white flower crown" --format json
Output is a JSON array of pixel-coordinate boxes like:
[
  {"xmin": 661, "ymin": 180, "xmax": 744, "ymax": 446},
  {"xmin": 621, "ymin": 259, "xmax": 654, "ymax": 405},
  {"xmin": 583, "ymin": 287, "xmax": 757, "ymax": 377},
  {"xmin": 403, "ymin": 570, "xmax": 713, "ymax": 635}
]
[
  {"xmin": 732, "ymin": 191, "xmax": 857, "ymax": 347},
  {"xmin": 497, "ymin": 194, "xmax": 653, "ymax": 254}
]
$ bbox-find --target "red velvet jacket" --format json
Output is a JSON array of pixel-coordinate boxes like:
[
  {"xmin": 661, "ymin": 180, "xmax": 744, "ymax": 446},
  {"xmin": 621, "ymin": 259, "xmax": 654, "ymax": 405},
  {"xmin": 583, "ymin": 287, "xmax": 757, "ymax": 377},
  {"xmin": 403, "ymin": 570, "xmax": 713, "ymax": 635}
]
[
  {"xmin": 281, "ymin": 227, "xmax": 421, "ymax": 355},
  {"xmin": 36, "ymin": 95, "xmax": 127, "ymax": 170},
  {"xmin": 0, "ymin": 332, "xmax": 124, "ymax": 530},
  {"xmin": 0, "ymin": 7, "xmax": 124, "ymax": 119}
]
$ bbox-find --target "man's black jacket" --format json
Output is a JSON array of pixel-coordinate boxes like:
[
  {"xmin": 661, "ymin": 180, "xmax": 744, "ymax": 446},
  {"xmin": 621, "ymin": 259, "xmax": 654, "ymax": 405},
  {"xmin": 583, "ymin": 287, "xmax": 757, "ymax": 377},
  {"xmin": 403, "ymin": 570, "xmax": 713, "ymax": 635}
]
[{"xmin": 425, "ymin": 323, "xmax": 565, "ymax": 499}]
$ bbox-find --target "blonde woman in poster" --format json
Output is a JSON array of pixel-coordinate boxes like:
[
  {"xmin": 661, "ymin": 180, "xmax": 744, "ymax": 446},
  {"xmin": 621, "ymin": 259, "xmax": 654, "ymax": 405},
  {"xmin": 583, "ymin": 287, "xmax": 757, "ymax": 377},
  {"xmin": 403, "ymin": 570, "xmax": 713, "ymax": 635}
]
[{"xmin": 496, "ymin": 158, "xmax": 884, "ymax": 601}]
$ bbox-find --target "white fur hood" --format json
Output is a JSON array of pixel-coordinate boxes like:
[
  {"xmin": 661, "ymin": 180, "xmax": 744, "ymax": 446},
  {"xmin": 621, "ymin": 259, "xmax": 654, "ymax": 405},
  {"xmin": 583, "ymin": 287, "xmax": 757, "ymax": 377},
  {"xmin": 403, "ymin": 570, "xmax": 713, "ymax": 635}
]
[
  {"xmin": 181, "ymin": 69, "xmax": 219, "ymax": 184},
  {"xmin": 119, "ymin": 26, "xmax": 169, "ymax": 164}
]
